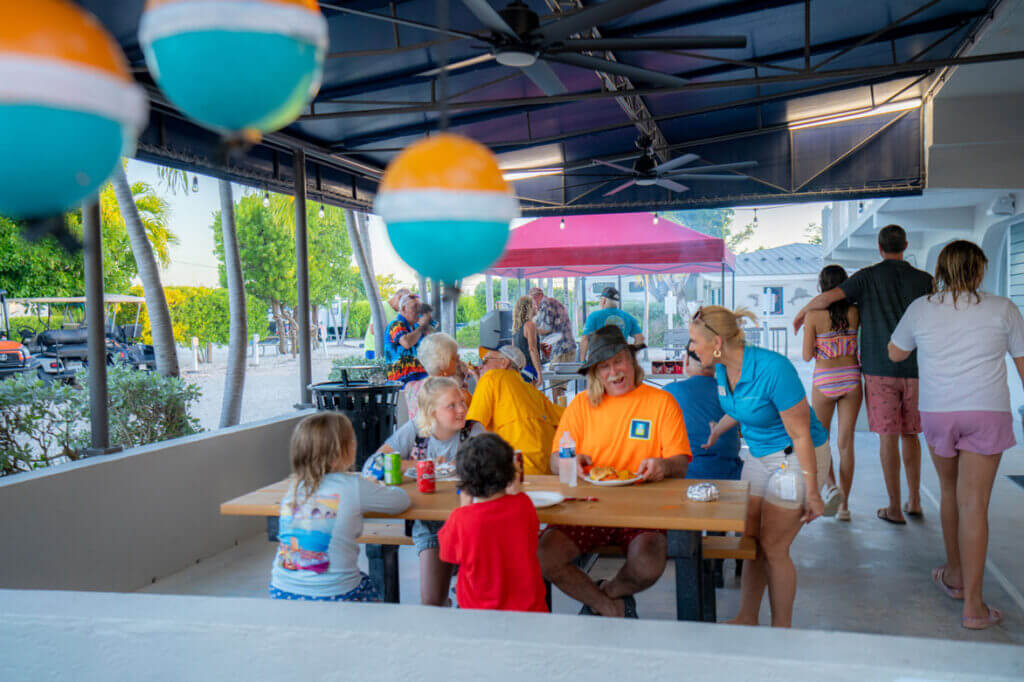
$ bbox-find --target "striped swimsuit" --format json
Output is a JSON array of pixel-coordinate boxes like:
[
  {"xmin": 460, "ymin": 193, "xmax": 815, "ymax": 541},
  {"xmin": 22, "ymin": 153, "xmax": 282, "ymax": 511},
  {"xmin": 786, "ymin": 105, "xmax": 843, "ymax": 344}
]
[{"xmin": 813, "ymin": 330, "xmax": 860, "ymax": 398}]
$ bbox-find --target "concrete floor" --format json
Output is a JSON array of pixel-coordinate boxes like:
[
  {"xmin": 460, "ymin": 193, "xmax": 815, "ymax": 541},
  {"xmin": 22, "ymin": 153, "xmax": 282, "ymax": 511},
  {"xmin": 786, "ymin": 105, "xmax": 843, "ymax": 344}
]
[{"xmin": 140, "ymin": 433, "xmax": 1024, "ymax": 645}]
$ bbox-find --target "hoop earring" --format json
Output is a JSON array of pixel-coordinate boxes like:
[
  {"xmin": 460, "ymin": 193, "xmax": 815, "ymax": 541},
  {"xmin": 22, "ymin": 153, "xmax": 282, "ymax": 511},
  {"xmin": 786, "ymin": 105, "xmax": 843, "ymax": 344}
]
[{"xmin": 713, "ymin": 349, "xmax": 722, "ymax": 358}]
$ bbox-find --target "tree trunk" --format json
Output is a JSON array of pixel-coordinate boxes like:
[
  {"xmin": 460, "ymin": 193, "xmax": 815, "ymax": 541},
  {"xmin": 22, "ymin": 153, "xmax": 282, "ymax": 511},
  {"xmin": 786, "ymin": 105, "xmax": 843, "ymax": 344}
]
[
  {"xmin": 346, "ymin": 209, "xmax": 386, "ymax": 358},
  {"xmin": 354, "ymin": 211, "xmax": 387, "ymax": 353},
  {"xmin": 218, "ymin": 179, "xmax": 246, "ymax": 428},
  {"xmin": 111, "ymin": 164, "xmax": 179, "ymax": 377}
]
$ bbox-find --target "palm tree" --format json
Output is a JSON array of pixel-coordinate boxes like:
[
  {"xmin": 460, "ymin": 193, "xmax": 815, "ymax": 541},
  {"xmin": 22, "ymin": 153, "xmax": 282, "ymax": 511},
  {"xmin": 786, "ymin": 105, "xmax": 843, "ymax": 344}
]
[
  {"xmin": 345, "ymin": 209, "xmax": 386, "ymax": 358},
  {"xmin": 110, "ymin": 163, "xmax": 180, "ymax": 377},
  {"xmin": 218, "ymin": 180, "xmax": 247, "ymax": 427}
]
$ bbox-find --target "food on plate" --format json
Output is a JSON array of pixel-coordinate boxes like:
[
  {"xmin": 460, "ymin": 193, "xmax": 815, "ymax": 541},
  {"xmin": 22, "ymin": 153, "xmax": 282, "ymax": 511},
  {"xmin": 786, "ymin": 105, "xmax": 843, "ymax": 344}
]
[{"xmin": 589, "ymin": 466, "xmax": 635, "ymax": 481}]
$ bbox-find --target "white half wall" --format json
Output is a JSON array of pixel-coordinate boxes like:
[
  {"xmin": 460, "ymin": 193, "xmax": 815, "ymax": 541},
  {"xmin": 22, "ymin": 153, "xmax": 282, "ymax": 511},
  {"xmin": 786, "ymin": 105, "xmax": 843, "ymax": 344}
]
[{"xmin": 0, "ymin": 412, "xmax": 309, "ymax": 592}]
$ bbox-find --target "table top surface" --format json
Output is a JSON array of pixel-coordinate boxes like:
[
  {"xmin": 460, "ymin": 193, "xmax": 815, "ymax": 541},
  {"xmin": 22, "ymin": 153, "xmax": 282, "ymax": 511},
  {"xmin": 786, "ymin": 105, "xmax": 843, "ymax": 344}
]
[{"xmin": 221, "ymin": 475, "xmax": 749, "ymax": 533}]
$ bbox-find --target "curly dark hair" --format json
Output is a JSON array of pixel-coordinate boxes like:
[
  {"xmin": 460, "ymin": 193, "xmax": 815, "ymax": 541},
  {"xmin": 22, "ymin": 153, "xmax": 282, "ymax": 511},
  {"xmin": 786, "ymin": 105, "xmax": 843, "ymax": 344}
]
[
  {"xmin": 818, "ymin": 265, "xmax": 852, "ymax": 332},
  {"xmin": 456, "ymin": 433, "xmax": 516, "ymax": 498}
]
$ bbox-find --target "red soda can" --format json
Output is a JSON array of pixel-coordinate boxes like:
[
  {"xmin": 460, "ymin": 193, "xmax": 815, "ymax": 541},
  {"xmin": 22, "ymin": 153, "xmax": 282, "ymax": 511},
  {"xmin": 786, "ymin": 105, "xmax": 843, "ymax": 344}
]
[
  {"xmin": 416, "ymin": 460, "xmax": 436, "ymax": 493},
  {"xmin": 513, "ymin": 450, "xmax": 524, "ymax": 484}
]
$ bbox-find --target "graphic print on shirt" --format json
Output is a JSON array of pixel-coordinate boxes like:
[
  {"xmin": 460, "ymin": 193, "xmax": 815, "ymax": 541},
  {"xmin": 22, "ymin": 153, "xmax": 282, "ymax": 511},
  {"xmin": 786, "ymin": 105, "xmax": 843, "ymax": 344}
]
[
  {"xmin": 629, "ymin": 419, "xmax": 651, "ymax": 440},
  {"xmin": 603, "ymin": 315, "xmax": 625, "ymax": 331},
  {"xmin": 277, "ymin": 491, "xmax": 340, "ymax": 574}
]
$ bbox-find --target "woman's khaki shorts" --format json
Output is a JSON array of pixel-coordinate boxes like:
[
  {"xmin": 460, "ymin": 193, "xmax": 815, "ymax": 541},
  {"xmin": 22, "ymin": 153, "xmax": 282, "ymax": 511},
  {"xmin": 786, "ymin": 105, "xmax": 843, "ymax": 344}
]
[{"xmin": 741, "ymin": 442, "xmax": 831, "ymax": 509}]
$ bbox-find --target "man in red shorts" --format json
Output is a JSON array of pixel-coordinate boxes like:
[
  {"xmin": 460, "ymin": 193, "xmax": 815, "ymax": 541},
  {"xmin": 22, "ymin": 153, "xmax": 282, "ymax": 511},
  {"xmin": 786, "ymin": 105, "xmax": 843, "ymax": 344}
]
[
  {"xmin": 539, "ymin": 326, "xmax": 691, "ymax": 617},
  {"xmin": 794, "ymin": 225, "xmax": 933, "ymax": 524}
]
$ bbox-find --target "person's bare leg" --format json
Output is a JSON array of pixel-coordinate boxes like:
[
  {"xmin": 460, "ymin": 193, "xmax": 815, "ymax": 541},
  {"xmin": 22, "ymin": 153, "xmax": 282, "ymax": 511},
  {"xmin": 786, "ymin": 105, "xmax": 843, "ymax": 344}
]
[
  {"xmin": 760, "ymin": 501, "xmax": 804, "ymax": 627},
  {"xmin": 957, "ymin": 450, "xmax": 1002, "ymax": 620},
  {"xmin": 539, "ymin": 529, "xmax": 624, "ymax": 617},
  {"xmin": 727, "ymin": 495, "xmax": 766, "ymax": 625},
  {"xmin": 931, "ymin": 449, "xmax": 962, "ymax": 590},
  {"xmin": 602, "ymin": 532, "xmax": 667, "ymax": 599},
  {"xmin": 811, "ymin": 388, "xmax": 839, "ymax": 489},
  {"xmin": 878, "ymin": 433, "xmax": 904, "ymax": 521},
  {"xmin": 835, "ymin": 384, "xmax": 862, "ymax": 511},
  {"xmin": 418, "ymin": 549, "xmax": 454, "ymax": 606},
  {"xmin": 901, "ymin": 433, "xmax": 922, "ymax": 514}
]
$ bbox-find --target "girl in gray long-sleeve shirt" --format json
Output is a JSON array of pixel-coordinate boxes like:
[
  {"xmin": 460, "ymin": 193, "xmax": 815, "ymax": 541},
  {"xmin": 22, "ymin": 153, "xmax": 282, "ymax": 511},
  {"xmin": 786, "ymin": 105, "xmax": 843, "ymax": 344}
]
[{"xmin": 270, "ymin": 413, "xmax": 409, "ymax": 601}]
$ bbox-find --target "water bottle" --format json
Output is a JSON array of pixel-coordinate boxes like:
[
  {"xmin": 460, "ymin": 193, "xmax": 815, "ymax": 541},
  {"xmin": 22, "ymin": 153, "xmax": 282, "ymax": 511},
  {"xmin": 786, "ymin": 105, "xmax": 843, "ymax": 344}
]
[
  {"xmin": 558, "ymin": 432, "xmax": 577, "ymax": 488},
  {"xmin": 765, "ymin": 460, "xmax": 804, "ymax": 510}
]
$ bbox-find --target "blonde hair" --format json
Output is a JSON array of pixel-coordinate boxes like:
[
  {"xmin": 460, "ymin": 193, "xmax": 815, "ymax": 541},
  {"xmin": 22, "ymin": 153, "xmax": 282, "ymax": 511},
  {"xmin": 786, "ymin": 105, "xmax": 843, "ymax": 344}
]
[
  {"xmin": 585, "ymin": 350, "xmax": 645, "ymax": 406},
  {"xmin": 289, "ymin": 412, "xmax": 356, "ymax": 505},
  {"xmin": 417, "ymin": 332, "xmax": 458, "ymax": 376},
  {"xmin": 414, "ymin": 376, "xmax": 462, "ymax": 436},
  {"xmin": 931, "ymin": 240, "xmax": 985, "ymax": 308},
  {"xmin": 512, "ymin": 295, "xmax": 533, "ymax": 333},
  {"xmin": 691, "ymin": 306, "xmax": 758, "ymax": 347}
]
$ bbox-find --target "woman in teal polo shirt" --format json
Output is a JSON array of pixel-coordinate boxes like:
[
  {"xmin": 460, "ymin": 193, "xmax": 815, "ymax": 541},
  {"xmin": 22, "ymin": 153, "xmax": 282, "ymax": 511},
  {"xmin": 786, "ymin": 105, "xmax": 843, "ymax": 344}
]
[{"xmin": 692, "ymin": 305, "xmax": 827, "ymax": 629}]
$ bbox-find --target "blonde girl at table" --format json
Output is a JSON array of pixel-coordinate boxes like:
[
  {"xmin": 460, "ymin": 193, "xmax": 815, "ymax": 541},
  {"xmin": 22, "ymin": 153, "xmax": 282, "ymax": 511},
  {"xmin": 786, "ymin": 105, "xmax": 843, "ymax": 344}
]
[
  {"xmin": 693, "ymin": 306, "xmax": 827, "ymax": 628},
  {"xmin": 270, "ymin": 413, "xmax": 410, "ymax": 602},
  {"xmin": 376, "ymin": 377, "xmax": 486, "ymax": 606}
]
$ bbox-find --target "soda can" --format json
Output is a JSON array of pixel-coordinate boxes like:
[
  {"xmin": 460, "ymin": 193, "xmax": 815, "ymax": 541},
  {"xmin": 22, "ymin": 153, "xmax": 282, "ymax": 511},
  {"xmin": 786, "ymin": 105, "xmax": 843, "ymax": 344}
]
[
  {"xmin": 384, "ymin": 452, "xmax": 402, "ymax": 486},
  {"xmin": 417, "ymin": 460, "xmax": 436, "ymax": 493},
  {"xmin": 513, "ymin": 450, "xmax": 524, "ymax": 484}
]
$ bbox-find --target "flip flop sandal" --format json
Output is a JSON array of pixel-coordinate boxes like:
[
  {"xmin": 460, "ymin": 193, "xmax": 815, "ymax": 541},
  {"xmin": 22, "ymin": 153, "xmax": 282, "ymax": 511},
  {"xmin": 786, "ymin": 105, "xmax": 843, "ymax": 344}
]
[
  {"xmin": 903, "ymin": 502, "xmax": 924, "ymax": 518},
  {"xmin": 931, "ymin": 567, "xmax": 964, "ymax": 600},
  {"xmin": 836, "ymin": 508, "xmax": 851, "ymax": 522},
  {"xmin": 877, "ymin": 508, "xmax": 907, "ymax": 525},
  {"xmin": 622, "ymin": 594, "xmax": 638, "ymax": 619},
  {"xmin": 962, "ymin": 607, "xmax": 1002, "ymax": 630}
]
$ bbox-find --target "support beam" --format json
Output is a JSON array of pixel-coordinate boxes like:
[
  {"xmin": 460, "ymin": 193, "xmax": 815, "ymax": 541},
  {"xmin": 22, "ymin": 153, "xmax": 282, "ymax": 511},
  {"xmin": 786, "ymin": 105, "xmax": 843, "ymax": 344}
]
[
  {"xmin": 485, "ymin": 274, "xmax": 494, "ymax": 312},
  {"xmin": 500, "ymin": 277, "xmax": 508, "ymax": 306},
  {"xmin": 82, "ymin": 198, "xmax": 117, "ymax": 455},
  {"xmin": 294, "ymin": 149, "xmax": 313, "ymax": 407}
]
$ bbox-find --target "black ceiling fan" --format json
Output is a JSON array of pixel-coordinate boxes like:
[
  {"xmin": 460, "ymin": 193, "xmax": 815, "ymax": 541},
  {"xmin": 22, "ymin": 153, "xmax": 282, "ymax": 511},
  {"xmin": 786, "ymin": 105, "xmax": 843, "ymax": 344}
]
[
  {"xmin": 455, "ymin": 0, "xmax": 747, "ymax": 94},
  {"xmin": 593, "ymin": 135, "xmax": 758, "ymax": 196}
]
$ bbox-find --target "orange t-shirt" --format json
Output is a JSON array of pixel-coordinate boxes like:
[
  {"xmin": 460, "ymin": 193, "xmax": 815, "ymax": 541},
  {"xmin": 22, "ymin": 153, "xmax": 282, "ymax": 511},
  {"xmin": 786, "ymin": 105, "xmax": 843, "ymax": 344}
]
[{"xmin": 552, "ymin": 384, "xmax": 692, "ymax": 473}]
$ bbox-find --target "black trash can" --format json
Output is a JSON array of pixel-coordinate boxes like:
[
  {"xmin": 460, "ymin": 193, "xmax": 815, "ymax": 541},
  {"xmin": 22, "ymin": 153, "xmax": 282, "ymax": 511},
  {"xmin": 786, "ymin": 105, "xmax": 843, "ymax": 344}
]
[{"xmin": 309, "ymin": 373, "xmax": 402, "ymax": 469}]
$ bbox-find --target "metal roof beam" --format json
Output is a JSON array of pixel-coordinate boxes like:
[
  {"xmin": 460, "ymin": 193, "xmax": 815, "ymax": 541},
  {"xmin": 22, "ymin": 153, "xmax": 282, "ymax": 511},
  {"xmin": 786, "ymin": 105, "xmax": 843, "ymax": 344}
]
[{"xmin": 600, "ymin": 0, "xmax": 805, "ymax": 38}]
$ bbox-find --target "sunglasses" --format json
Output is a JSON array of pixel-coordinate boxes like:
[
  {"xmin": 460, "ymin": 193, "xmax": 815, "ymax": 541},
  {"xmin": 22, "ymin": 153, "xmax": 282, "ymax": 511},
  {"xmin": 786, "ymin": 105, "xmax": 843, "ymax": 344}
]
[{"xmin": 692, "ymin": 307, "xmax": 720, "ymax": 337}]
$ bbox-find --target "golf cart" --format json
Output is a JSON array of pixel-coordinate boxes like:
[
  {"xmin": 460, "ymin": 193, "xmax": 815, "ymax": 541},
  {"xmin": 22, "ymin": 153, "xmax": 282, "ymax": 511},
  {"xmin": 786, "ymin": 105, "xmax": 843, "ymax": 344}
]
[
  {"xmin": 0, "ymin": 290, "xmax": 74, "ymax": 383},
  {"xmin": 10, "ymin": 294, "xmax": 156, "ymax": 373}
]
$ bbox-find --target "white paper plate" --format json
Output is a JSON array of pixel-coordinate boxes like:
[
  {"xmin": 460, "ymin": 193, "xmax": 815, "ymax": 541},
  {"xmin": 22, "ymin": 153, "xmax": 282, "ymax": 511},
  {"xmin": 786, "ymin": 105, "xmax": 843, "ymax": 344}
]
[
  {"xmin": 525, "ymin": 491, "xmax": 565, "ymax": 508},
  {"xmin": 584, "ymin": 475, "xmax": 642, "ymax": 487}
]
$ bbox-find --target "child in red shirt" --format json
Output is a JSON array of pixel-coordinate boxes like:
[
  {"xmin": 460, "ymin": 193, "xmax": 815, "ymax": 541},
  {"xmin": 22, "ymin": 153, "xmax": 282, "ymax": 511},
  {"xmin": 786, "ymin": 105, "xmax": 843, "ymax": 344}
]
[{"xmin": 439, "ymin": 434, "xmax": 548, "ymax": 613}]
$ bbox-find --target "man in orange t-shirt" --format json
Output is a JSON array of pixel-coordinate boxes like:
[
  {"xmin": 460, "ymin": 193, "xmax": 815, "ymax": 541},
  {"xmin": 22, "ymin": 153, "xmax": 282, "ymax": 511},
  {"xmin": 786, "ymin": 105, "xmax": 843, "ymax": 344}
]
[{"xmin": 540, "ymin": 326, "xmax": 692, "ymax": 619}]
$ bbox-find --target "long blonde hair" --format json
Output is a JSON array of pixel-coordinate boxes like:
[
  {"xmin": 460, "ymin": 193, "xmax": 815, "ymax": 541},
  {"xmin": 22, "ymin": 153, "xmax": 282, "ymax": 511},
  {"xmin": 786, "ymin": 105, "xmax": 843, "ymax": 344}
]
[
  {"xmin": 930, "ymin": 240, "xmax": 985, "ymax": 308},
  {"xmin": 414, "ymin": 376, "xmax": 462, "ymax": 436},
  {"xmin": 585, "ymin": 350, "xmax": 645, "ymax": 406},
  {"xmin": 512, "ymin": 295, "xmax": 533, "ymax": 333},
  {"xmin": 289, "ymin": 412, "xmax": 356, "ymax": 505},
  {"xmin": 691, "ymin": 306, "xmax": 759, "ymax": 347}
]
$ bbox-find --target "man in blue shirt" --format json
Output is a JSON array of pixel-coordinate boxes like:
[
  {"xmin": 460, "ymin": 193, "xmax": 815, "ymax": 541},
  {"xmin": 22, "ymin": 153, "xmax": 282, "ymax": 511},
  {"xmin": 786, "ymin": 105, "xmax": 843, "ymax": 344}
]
[
  {"xmin": 663, "ymin": 341, "xmax": 742, "ymax": 480},
  {"xmin": 580, "ymin": 286, "xmax": 643, "ymax": 360}
]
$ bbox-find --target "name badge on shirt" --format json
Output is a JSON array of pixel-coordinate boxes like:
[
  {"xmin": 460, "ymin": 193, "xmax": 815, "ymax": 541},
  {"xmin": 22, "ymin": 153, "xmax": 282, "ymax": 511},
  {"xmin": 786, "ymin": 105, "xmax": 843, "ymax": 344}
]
[
  {"xmin": 629, "ymin": 419, "xmax": 651, "ymax": 440},
  {"xmin": 718, "ymin": 385, "xmax": 727, "ymax": 397}
]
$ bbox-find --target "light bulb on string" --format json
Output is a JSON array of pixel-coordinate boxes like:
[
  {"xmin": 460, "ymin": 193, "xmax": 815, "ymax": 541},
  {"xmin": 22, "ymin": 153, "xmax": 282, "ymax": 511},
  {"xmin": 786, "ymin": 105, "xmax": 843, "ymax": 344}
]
[
  {"xmin": 191, "ymin": 175, "xmax": 199, "ymax": 193},
  {"xmin": 318, "ymin": 204, "xmax": 325, "ymax": 219},
  {"xmin": 653, "ymin": 212, "xmax": 659, "ymax": 225},
  {"xmin": 753, "ymin": 208, "xmax": 759, "ymax": 227},
  {"xmin": 263, "ymin": 190, "xmax": 270, "ymax": 208},
  {"xmin": 559, "ymin": 217, "xmax": 565, "ymax": 230}
]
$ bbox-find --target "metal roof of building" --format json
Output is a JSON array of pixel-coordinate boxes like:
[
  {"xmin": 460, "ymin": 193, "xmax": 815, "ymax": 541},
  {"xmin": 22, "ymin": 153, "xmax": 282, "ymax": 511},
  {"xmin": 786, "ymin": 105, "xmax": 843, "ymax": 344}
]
[{"xmin": 733, "ymin": 243, "xmax": 823, "ymax": 276}]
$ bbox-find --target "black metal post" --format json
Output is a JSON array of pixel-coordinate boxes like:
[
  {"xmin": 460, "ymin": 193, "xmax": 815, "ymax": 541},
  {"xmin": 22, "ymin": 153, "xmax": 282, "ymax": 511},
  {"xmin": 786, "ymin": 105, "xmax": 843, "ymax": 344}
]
[
  {"xmin": 294, "ymin": 149, "xmax": 313, "ymax": 407},
  {"xmin": 82, "ymin": 198, "xmax": 118, "ymax": 455}
]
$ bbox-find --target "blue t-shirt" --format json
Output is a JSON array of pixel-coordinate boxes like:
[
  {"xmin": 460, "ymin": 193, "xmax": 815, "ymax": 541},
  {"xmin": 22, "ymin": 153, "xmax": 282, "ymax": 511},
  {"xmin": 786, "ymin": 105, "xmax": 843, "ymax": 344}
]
[
  {"xmin": 582, "ymin": 308, "xmax": 642, "ymax": 339},
  {"xmin": 714, "ymin": 345, "xmax": 828, "ymax": 457},
  {"xmin": 662, "ymin": 376, "xmax": 742, "ymax": 480}
]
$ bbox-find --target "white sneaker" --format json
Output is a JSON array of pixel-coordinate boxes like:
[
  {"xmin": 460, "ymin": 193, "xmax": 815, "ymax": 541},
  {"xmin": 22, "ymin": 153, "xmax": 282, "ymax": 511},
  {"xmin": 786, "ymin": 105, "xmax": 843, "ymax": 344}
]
[{"xmin": 821, "ymin": 484, "xmax": 842, "ymax": 517}]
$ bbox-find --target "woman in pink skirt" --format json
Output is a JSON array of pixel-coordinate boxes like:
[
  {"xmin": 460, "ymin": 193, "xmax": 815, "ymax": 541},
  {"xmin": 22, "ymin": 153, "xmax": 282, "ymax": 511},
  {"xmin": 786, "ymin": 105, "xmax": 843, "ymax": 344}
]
[{"xmin": 889, "ymin": 240, "xmax": 1024, "ymax": 630}]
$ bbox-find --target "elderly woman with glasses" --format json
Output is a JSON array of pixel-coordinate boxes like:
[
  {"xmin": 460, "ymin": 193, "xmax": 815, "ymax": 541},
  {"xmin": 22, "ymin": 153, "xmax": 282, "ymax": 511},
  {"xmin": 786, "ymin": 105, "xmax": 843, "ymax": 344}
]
[
  {"xmin": 692, "ymin": 306, "xmax": 828, "ymax": 628},
  {"xmin": 402, "ymin": 333, "xmax": 472, "ymax": 421}
]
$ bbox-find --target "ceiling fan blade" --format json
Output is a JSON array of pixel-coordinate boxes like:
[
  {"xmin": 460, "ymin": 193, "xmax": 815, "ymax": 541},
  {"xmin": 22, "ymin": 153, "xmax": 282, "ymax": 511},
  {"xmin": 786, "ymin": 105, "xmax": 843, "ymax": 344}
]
[
  {"xmin": 547, "ymin": 36, "xmax": 748, "ymax": 52},
  {"xmin": 656, "ymin": 178, "xmax": 689, "ymax": 193},
  {"xmin": 663, "ymin": 160, "xmax": 759, "ymax": 174},
  {"xmin": 604, "ymin": 179, "xmax": 636, "ymax": 196},
  {"xmin": 543, "ymin": 53, "xmax": 686, "ymax": 87},
  {"xmin": 459, "ymin": 0, "xmax": 518, "ymax": 40},
  {"xmin": 418, "ymin": 53, "xmax": 496, "ymax": 77},
  {"xmin": 519, "ymin": 60, "xmax": 567, "ymax": 95},
  {"xmin": 532, "ymin": 0, "xmax": 667, "ymax": 44},
  {"xmin": 653, "ymin": 153, "xmax": 699, "ymax": 173},
  {"xmin": 593, "ymin": 159, "xmax": 635, "ymax": 174},
  {"xmin": 667, "ymin": 173, "xmax": 750, "ymax": 181}
]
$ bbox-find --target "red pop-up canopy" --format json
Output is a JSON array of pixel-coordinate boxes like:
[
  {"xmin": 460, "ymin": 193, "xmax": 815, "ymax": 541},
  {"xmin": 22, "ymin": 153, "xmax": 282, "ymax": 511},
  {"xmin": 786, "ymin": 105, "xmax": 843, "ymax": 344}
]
[{"xmin": 487, "ymin": 212, "xmax": 734, "ymax": 278}]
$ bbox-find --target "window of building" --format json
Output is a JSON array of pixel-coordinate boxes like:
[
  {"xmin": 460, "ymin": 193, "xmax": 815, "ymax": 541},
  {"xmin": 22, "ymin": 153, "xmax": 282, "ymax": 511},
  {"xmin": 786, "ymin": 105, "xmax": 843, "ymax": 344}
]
[
  {"xmin": 628, "ymin": 280, "xmax": 645, "ymax": 293},
  {"xmin": 591, "ymin": 281, "xmax": 615, "ymax": 294},
  {"xmin": 1008, "ymin": 220, "xmax": 1024, "ymax": 309},
  {"xmin": 762, "ymin": 286, "xmax": 783, "ymax": 315}
]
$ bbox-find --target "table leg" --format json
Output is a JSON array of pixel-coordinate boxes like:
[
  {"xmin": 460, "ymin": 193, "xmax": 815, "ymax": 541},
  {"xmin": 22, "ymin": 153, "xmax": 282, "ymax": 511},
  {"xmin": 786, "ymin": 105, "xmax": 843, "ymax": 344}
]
[
  {"xmin": 667, "ymin": 530, "xmax": 708, "ymax": 622},
  {"xmin": 366, "ymin": 544, "xmax": 400, "ymax": 603}
]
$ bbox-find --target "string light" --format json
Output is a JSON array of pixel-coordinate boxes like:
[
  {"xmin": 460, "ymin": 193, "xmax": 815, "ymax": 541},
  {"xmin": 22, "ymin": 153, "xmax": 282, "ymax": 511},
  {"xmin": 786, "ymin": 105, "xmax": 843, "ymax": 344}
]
[
  {"xmin": 559, "ymin": 217, "xmax": 565, "ymax": 230},
  {"xmin": 653, "ymin": 212, "xmax": 659, "ymax": 225},
  {"xmin": 263, "ymin": 190, "xmax": 270, "ymax": 208},
  {"xmin": 752, "ymin": 208, "xmax": 759, "ymax": 227},
  {"xmin": 191, "ymin": 175, "xmax": 199, "ymax": 193},
  {"xmin": 318, "ymin": 204, "xmax": 325, "ymax": 219}
]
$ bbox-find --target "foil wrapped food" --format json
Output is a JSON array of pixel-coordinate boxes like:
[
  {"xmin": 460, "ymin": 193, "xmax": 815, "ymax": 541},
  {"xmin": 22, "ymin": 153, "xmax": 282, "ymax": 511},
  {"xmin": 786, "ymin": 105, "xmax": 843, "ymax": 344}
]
[{"xmin": 686, "ymin": 482, "xmax": 720, "ymax": 502}]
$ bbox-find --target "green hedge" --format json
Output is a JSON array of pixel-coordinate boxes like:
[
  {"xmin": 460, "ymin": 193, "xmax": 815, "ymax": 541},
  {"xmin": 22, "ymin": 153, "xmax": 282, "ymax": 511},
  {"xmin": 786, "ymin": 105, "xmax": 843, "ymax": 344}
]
[
  {"xmin": 456, "ymin": 322, "xmax": 481, "ymax": 348},
  {"xmin": 348, "ymin": 300, "xmax": 370, "ymax": 338}
]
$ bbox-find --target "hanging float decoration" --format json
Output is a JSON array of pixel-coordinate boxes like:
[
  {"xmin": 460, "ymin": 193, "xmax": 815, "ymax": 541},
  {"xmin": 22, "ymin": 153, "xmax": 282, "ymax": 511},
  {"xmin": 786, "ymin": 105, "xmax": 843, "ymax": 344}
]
[
  {"xmin": 138, "ymin": 0, "xmax": 328, "ymax": 136},
  {"xmin": 0, "ymin": 0, "xmax": 147, "ymax": 220},
  {"xmin": 374, "ymin": 134, "xmax": 518, "ymax": 283}
]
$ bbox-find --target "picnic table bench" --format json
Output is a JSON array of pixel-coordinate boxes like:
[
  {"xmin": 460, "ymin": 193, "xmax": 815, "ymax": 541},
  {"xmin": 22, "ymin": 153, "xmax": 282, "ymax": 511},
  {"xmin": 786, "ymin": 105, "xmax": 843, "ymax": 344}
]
[{"xmin": 222, "ymin": 475, "xmax": 749, "ymax": 621}]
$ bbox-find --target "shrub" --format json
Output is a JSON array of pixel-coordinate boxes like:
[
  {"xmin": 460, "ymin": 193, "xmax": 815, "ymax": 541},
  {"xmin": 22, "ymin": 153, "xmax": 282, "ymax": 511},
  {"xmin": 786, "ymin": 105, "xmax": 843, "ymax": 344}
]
[
  {"xmin": 348, "ymin": 300, "xmax": 371, "ymax": 338},
  {"xmin": 124, "ymin": 285, "xmax": 270, "ymax": 346},
  {"xmin": 457, "ymin": 296, "xmax": 485, "ymax": 324},
  {"xmin": 0, "ymin": 367, "xmax": 201, "ymax": 477},
  {"xmin": 327, "ymin": 356, "xmax": 388, "ymax": 381},
  {"xmin": 456, "ymin": 322, "xmax": 481, "ymax": 348}
]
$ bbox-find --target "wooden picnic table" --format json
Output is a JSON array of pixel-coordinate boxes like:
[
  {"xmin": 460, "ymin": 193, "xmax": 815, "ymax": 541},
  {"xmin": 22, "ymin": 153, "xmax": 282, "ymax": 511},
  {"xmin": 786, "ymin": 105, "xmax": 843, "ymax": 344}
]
[{"xmin": 221, "ymin": 475, "xmax": 748, "ymax": 621}]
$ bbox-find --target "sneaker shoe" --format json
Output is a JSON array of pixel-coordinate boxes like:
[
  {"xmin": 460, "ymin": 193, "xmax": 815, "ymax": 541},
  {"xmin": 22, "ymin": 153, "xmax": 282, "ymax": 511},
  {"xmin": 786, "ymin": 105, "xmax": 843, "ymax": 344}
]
[{"xmin": 821, "ymin": 484, "xmax": 842, "ymax": 517}]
